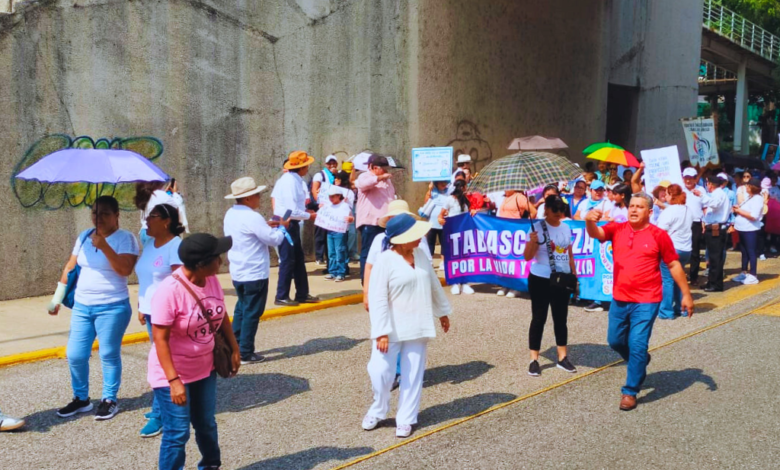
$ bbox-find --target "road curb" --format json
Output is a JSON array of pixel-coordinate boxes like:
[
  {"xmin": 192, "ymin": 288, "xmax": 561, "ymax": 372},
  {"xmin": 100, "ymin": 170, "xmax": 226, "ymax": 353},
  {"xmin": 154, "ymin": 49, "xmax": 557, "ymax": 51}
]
[{"xmin": 0, "ymin": 293, "xmax": 364, "ymax": 369}]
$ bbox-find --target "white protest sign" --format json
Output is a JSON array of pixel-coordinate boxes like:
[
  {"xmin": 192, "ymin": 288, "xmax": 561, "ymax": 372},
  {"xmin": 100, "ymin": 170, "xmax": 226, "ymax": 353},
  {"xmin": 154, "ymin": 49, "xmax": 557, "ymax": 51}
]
[
  {"xmin": 314, "ymin": 203, "xmax": 350, "ymax": 233},
  {"xmin": 681, "ymin": 117, "xmax": 719, "ymax": 167},
  {"xmin": 640, "ymin": 146, "xmax": 684, "ymax": 192},
  {"xmin": 412, "ymin": 147, "xmax": 453, "ymax": 182}
]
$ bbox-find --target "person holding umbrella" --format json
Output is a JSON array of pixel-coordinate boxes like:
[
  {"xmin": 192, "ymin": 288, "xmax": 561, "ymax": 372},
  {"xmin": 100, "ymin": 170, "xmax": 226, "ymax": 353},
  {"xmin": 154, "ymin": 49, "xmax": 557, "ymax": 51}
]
[{"xmin": 49, "ymin": 195, "xmax": 139, "ymax": 420}]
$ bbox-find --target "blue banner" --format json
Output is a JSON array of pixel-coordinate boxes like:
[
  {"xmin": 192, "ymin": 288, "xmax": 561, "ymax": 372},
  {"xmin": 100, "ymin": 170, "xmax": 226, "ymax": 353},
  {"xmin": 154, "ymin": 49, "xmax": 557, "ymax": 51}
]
[{"xmin": 442, "ymin": 213, "xmax": 613, "ymax": 302}]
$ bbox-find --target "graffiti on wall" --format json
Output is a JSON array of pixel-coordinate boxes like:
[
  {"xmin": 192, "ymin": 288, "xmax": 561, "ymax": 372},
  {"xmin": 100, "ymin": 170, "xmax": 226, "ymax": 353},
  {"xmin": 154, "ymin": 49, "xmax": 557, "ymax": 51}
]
[
  {"xmin": 11, "ymin": 135, "xmax": 164, "ymax": 211},
  {"xmin": 446, "ymin": 120, "xmax": 493, "ymax": 173}
]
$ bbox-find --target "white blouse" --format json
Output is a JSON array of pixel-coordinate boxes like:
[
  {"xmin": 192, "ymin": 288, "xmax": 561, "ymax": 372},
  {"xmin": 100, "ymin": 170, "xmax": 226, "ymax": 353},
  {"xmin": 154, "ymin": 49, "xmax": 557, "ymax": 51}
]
[{"xmin": 368, "ymin": 248, "xmax": 452, "ymax": 342}]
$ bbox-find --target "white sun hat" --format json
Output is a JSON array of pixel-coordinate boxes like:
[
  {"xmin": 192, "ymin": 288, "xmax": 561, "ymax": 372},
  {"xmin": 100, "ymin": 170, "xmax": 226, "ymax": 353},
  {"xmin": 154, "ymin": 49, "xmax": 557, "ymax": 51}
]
[{"xmin": 225, "ymin": 177, "xmax": 266, "ymax": 199}]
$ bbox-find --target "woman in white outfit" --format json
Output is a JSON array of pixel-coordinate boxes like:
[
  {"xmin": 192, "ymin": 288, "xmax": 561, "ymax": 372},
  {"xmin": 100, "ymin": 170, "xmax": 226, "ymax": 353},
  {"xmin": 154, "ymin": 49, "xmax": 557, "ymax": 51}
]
[
  {"xmin": 437, "ymin": 180, "xmax": 473, "ymax": 295},
  {"xmin": 363, "ymin": 213, "xmax": 452, "ymax": 438}
]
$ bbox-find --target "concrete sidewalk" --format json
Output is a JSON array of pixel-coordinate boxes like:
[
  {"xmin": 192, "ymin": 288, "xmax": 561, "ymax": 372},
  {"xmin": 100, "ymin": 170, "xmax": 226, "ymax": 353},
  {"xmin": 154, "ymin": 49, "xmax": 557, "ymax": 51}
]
[{"xmin": 0, "ymin": 260, "xmax": 363, "ymax": 358}]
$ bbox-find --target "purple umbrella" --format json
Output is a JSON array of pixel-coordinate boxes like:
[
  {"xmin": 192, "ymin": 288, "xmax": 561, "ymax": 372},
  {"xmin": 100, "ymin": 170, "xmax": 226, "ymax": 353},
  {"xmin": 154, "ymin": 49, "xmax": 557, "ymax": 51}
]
[{"xmin": 15, "ymin": 148, "xmax": 168, "ymax": 183}]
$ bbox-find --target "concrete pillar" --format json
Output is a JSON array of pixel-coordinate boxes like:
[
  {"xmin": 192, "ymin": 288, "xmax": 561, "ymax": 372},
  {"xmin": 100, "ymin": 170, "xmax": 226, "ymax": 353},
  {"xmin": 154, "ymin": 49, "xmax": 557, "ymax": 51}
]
[
  {"xmin": 0, "ymin": 1, "xmax": 12, "ymax": 13},
  {"xmin": 734, "ymin": 57, "xmax": 749, "ymax": 153}
]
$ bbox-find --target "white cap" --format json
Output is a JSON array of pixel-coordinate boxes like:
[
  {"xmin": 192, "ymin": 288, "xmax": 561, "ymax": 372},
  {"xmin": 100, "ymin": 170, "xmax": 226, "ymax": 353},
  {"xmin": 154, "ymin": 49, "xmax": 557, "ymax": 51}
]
[
  {"xmin": 717, "ymin": 172, "xmax": 729, "ymax": 181},
  {"xmin": 325, "ymin": 155, "xmax": 338, "ymax": 164},
  {"xmin": 682, "ymin": 168, "xmax": 698, "ymax": 178},
  {"xmin": 457, "ymin": 154, "xmax": 472, "ymax": 164},
  {"xmin": 327, "ymin": 185, "xmax": 345, "ymax": 197}
]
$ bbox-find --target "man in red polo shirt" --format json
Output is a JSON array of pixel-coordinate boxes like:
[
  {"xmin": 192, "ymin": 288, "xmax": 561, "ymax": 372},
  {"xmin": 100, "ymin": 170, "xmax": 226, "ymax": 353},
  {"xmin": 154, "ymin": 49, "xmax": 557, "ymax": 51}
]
[{"xmin": 586, "ymin": 192, "xmax": 694, "ymax": 411}]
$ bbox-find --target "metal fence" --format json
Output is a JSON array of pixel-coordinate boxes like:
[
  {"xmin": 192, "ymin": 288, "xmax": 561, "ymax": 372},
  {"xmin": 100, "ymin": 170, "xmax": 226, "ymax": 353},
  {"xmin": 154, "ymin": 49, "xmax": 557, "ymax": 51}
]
[
  {"xmin": 698, "ymin": 59, "xmax": 737, "ymax": 83},
  {"xmin": 703, "ymin": 0, "xmax": 780, "ymax": 63}
]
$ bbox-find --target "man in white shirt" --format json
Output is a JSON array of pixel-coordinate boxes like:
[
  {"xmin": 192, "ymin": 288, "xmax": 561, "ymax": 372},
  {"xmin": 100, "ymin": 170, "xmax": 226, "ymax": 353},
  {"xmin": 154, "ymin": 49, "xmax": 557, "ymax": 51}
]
[
  {"xmin": 682, "ymin": 168, "xmax": 705, "ymax": 283},
  {"xmin": 271, "ymin": 151, "xmax": 321, "ymax": 306},
  {"xmin": 224, "ymin": 177, "xmax": 287, "ymax": 364},
  {"xmin": 701, "ymin": 175, "xmax": 731, "ymax": 292},
  {"xmin": 311, "ymin": 155, "xmax": 339, "ymax": 266}
]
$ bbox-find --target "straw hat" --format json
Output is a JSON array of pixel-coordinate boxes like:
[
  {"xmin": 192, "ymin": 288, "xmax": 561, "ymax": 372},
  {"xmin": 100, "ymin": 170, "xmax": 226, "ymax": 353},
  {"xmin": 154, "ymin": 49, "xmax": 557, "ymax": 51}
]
[
  {"xmin": 379, "ymin": 199, "xmax": 418, "ymax": 228},
  {"xmin": 225, "ymin": 177, "xmax": 266, "ymax": 199},
  {"xmin": 386, "ymin": 213, "xmax": 431, "ymax": 245},
  {"xmin": 284, "ymin": 150, "xmax": 315, "ymax": 170}
]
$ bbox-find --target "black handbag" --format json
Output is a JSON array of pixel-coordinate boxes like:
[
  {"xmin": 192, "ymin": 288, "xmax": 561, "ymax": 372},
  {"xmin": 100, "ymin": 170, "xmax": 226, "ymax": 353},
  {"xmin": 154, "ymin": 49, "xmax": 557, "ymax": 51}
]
[
  {"xmin": 541, "ymin": 221, "xmax": 578, "ymax": 294},
  {"xmin": 173, "ymin": 274, "xmax": 236, "ymax": 379}
]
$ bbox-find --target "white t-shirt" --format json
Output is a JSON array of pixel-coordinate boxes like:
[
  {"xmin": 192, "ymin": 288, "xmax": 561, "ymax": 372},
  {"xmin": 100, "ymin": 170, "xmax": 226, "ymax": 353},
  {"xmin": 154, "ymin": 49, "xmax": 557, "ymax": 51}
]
[
  {"xmin": 487, "ymin": 191, "xmax": 506, "ymax": 216},
  {"xmin": 610, "ymin": 205, "xmax": 628, "ymax": 223},
  {"xmin": 529, "ymin": 221, "xmax": 572, "ymax": 278},
  {"xmin": 73, "ymin": 229, "xmax": 139, "ymax": 306},
  {"xmin": 575, "ymin": 197, "xmax": 610, "ymax": 220},
  {"xmin": 734, "ymin": 195, "xmax": 764, "ymax": 232},
  {"xmin": 366, "ymin": 232, "xmax": 432, "ymax": 266},
  {"xmin": 313, "ymin": 170, "xmax": 336, "ymax": 205},
  {"xmin": 315, "ymin": 200, "xmax": 352, "ymax": 234},
  {"xmin": 136, "ymin": 236, "xmax": 182, "ymax": 314},
  {"xmin": 655, "ymin": 204, "xmax": 693, "ymax": 252},
  {"xmin": 683, "ymin": 187, "xmax": 704, "ymax": 222}
]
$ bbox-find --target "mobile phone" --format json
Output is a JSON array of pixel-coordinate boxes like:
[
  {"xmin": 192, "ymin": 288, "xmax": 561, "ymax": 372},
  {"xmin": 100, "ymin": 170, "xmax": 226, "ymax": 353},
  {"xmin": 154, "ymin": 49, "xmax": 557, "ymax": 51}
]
[
  {"xmin": 282, "ymin": 209, "xmax": 293, "ymax": 221},
  {"xmin": 167, "ymin": 178, "xmax": 176, "ymax": 194}
]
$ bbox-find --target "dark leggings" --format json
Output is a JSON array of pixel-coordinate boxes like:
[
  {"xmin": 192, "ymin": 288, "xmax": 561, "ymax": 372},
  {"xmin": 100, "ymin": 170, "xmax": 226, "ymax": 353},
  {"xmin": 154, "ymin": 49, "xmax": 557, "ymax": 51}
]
[
  {"xmin": 528, "ymin": 274, "xmax": 570, "ymax": 351},
  {"xmin": 427, "ymin": 228, "xmax": 444, "ymax": 255},
  {"xmin": 738, "ymin": 230, "xmax": 759, "ymax": 276}
]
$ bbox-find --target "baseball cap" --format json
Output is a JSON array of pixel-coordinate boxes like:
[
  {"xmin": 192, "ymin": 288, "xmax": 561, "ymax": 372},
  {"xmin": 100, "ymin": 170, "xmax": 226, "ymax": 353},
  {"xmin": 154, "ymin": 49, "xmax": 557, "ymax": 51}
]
[
  {"xmin": 368, "ymin": 155, "xmax": 389, "ymax": 167},
  {"xmin": 179, "ymin": 234, "xmax": 232, "ymax": 267},
  {"xmin": 682, "ymin": 168, "xmax": 698, "ymax": 178},
  {"xmin": 717, "ymin": 172, "xmax": 729, "ymax": 181},
  {"xmin": 590, "ymin": 180, "xmax": 606, "ymax": 190},
  {"xmin": 325, "ymin": 155, "xmax": 338, "ymax": 164}
]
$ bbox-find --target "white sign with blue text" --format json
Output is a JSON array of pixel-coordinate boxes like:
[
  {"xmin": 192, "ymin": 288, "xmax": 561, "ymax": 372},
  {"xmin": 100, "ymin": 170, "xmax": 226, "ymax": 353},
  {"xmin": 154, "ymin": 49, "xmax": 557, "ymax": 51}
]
[{"xmin": 412, "ymin": 147, "xmax": 453, "ymax": 182}]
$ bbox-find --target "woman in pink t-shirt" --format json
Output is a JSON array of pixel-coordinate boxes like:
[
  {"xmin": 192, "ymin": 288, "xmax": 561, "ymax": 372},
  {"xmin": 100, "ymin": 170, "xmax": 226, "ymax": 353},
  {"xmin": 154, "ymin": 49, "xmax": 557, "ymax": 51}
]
[{"xmin": 148, "ymin": 233, "xmax": 240, "ymax": 470}]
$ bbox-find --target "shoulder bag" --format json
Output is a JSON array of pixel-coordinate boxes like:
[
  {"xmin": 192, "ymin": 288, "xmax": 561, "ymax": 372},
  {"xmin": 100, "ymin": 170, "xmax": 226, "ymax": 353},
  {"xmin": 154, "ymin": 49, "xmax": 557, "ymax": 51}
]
[
  {"xmin": 62, "ymin": 229, "xmax": 96, "ymax": 309},
  {"xmin": 541, "ymin": 221, "xmax": 577, "ymax": 294},
  {"xmin": 173, "ymin": 274, "xmax": 235, "ymax": 379}
]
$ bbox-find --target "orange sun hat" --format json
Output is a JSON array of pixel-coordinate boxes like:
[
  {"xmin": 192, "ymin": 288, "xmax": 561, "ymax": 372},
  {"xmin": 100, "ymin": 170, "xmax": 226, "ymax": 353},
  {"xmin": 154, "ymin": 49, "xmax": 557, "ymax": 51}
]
[{"xmin": 284, "ymin": 150, "xmax": 315, "ymax": 170}]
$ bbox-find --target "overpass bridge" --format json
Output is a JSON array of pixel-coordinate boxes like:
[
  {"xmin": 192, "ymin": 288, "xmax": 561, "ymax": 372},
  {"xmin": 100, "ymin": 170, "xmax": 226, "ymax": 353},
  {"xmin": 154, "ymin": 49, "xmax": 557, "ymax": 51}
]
[{"xmin": 699, "ymin": 0, "xmax": 780, "ymax": 154}]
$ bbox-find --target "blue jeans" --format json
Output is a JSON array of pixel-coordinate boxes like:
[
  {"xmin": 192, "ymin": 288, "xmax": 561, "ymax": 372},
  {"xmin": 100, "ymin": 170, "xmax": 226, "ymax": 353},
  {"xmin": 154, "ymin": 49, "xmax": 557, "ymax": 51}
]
[
  {"xmin": 232, "ymin": 279, "xmax": 269, "ymax": 359},
  {"xmin": 144, "ymin": 314, "xmax": 161, "ymax": 420},
  {"xmin": 738, "ymin": 230, "xmax": 759, "ymax": 276},
  {"xmin": 347, "ymin": 221, "xmax": 358, "ymax": 260},
  {"xmin": 154, "ymin": 372, "xmax": 220, "ymax": 470},
  {"xmin": 659, "ymin": 250, "xmax": 691, "ymax": 319},
  {"xmin": 607, "ymin": 300, "xmax": 660, "ymax": 396},
  {"xmin": 67, "ymin": 299, "xmax": 132, "ymax": 401},
  {"xmin": 327, "ymin": 232, "xmax": 348, "ymax": 277},
  {"xmin": 359, "ymin": 225, "xmax": 385, "ymax": 283}
]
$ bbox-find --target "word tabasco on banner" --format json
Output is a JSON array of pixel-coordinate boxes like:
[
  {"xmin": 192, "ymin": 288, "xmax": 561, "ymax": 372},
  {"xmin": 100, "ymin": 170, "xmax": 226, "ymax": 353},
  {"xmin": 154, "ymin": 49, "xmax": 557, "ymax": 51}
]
[{"xmin": 442, "ymin": 213, "xmax": 613, "ymax": 302}]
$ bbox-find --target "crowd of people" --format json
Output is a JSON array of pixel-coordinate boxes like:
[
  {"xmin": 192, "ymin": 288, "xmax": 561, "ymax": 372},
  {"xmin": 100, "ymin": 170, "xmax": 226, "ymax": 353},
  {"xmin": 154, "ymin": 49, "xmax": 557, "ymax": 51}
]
[{"xmin": 0, "ymin": 148, "xmax": 777, "ymax": 469}]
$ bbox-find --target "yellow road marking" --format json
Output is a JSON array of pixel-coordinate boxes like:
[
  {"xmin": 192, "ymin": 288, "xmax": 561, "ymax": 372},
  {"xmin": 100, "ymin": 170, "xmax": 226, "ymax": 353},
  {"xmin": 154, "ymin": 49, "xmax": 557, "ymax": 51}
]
[{"xmin": 330, "ymin": 297, "xmax": 780, "ymax": 470}]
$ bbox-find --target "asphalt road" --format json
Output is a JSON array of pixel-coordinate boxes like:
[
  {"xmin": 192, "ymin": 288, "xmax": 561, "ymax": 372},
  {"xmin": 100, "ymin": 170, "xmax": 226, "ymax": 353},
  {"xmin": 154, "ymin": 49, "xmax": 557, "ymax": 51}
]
[{"xmin": 1, "ymin": 273, "xmax": 779, "ymax": 469}]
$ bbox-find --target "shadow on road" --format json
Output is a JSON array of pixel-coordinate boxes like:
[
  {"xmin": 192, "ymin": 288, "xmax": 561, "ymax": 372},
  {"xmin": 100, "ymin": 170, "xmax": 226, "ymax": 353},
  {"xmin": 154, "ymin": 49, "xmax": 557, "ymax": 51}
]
[
  {"xmin": 423, "ymin": 361, "xmax": 495, "ymax": 388},
  {"xmin": 541, "ymin": 343, "xmax": 619, "ymax": 369},
  {"xmin": 257, "ymin": 336, "xmax": 367, "ymax": 363},
  {"xmin": 418, "ymin": 392, "xmax": 517, "ymax": 428},
  {"xmin": 217, "ymin": 372, "xmax": 310, "ymax": 413},
  {"xmin": 640, "ymin": 368, "xmax": 717, "ymax": 404},
  {"xmin": 236, "ymin": 446, "xmax": 374, "ymax": 470}
]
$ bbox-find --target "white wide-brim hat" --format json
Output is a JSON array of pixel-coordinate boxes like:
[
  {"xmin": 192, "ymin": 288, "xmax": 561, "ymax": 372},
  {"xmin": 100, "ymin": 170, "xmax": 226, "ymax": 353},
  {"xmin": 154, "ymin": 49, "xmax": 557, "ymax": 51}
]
[
  {"xmin": 385, "ymin": 213, "xmax": 432, "ymax": 245},
  {"xmin": 225, "ymin": 177, "xmax": 266, "ymax": 199},
  {"xmin": 379, "ymin": 199, "xmax": 419, "ymax": 228},
  {"xmin": 457, "ymin": 154, "xmax": 472, "ymax": 164}
]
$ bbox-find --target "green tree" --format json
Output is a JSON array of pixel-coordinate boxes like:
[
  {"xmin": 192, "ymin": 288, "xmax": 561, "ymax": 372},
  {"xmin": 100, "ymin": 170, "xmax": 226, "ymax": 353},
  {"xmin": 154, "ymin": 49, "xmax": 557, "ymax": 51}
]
[{"xmin": 720, "ymin": 0, "xmax": 780, "ymax": 35}]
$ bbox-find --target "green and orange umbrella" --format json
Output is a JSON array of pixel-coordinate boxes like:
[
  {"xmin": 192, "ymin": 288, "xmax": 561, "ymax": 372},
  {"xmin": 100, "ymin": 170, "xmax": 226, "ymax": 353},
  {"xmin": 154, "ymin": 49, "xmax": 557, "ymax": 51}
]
[{"xmin": 583, "ymin": 142, "xmax": 640, "ymax": 168}]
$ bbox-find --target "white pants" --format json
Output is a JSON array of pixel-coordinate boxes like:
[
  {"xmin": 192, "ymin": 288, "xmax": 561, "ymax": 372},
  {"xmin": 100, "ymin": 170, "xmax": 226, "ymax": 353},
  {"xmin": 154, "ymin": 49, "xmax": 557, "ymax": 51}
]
[{"xmin": 366, "ymin": 339, "xmax": 428, "ymax": 426}]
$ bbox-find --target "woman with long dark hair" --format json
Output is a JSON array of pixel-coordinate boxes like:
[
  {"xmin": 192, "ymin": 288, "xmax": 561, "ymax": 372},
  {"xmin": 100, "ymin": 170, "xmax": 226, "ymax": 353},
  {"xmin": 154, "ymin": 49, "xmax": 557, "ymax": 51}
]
[
  {"xmin": 438, "ymin": 180, "xmax": 473, "ymax": 295},
  {"xmin": 607, "ymin": 183, "xmax": 631, "ymax": 223},
  {"xmin": 733, "ymin": 178, "xmax": 764, "ymax": 285}
]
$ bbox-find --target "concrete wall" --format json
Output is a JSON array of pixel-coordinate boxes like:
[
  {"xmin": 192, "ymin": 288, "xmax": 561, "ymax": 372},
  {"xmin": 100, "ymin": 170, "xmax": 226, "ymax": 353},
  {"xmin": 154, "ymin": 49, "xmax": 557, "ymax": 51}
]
[{"xmin": 609, "ymin": 0, "xmax": 703, "ymax": 158}]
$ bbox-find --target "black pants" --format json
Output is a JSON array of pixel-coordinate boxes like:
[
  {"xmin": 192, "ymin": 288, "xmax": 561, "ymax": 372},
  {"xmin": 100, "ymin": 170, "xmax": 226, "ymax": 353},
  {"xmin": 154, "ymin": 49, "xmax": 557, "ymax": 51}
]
[
  {"xmin": 314, "ymin": 225, "xmax": 328, "ymax": 263},
  {"xmin": 528, "ymin": 274, "xmax": 569, "ymax": 351},
  {"xmin": 276, "ymin": 221, "xmax": 310, "ymax": 301},
  {"xmin": 704, "ymin": 225, "xmax": 727, "ymax": 291},
  {"xmin": 232, "ymin": 279, "xmax": 269, "ymax": 359},
  {"xmin": 689, "ymin": 221, "xmax": 704, "ymax": 282},
  {"xmin": 426, "ymin": 228, "xmax": 444, "ymax": 256}
]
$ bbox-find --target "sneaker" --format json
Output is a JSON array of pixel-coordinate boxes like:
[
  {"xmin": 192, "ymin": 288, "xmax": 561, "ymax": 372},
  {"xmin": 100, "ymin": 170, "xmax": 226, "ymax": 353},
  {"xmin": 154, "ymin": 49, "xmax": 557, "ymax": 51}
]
[
  {"xmin": 94, "ymin": 399, "xmax": 119, "ymax": 421},
  {"xmin": 759, "ymin": 254, "xmax": 767, "ymax": 261},
  {"xmin": 461, "ymin": 284, "xmax": 475, "ymax": 295},
  {"xmin": 557, "ymin": 356, "xmax": 577, "ymax": 373},
  {"xmin": 396, "ymin": 424, "xmax": 412, "ymax": 438},
  {"xmin": 528, "ymin": 360, "xmax": 541, "ymax": 377},
  {"xmin": 139, "ymin": 418, "xmax": 162, "ymax": 438},
  {"xmin": 506, "ymin": 290, "xmax": 519, "ymax": 298},
  {"xmin": 584, "ymin": 302, "xmax": 604, "ymax": 312},
  {"xmin": 334, "ymin": 276, "xmax": 346, "ymax": 282},
  {"xmin": 743, "ymin": 274, "xmax": 759, "ymax": 285},
  {"xmin": 144, "ymin": 411, "xmax": 154, "ymax": 420},
  {"xmin": 324, "ymin": 274, "xmax": 334, "ymax": 280},
  {"xmin": 451, "ymin": 284, "xmax": 461, "ymax": 295},
  {"xmin": 0, "ymin": 413, "xmax": 25, "ymax": 431},
  {"xmin": 57, "ymin": 397, "xmax": 93, "ymax": 418},
  {"xmin": 362, "ymin": 415, "xmax": 381, "ymax": 431},
  {"xmin": 315, "ymin": 260, "xmax": 325, "ymax": 266},
  {"xmin": 496, "ymin": 289, "xmax": 506, "ymax": 296},
  {"xmin": 391, "ymin": 373, "xmax": 401, "ymax": 391},
  {"xmin": 733, "ymin": 273, "xmax": 747, "ymax": 283},
  {"xmin": 241, "ymin": 353, "xmax": 266, "ymax": 365}
]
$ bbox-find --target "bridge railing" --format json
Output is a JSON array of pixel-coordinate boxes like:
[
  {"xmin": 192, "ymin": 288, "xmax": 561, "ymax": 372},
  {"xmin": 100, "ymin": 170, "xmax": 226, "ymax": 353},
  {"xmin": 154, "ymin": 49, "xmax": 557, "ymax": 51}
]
[
  {"xmin": 703, "ymin": 0, "xmax": 780, "ymax": 63},
  {"xmin": 699, "ymin": 59, "xmax": 737, "ymax": 84}
]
